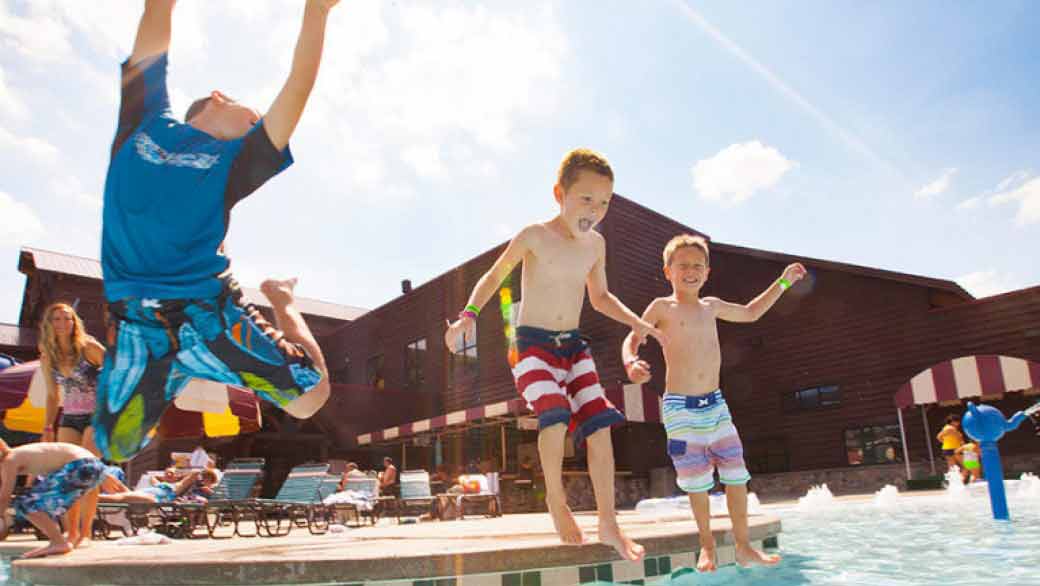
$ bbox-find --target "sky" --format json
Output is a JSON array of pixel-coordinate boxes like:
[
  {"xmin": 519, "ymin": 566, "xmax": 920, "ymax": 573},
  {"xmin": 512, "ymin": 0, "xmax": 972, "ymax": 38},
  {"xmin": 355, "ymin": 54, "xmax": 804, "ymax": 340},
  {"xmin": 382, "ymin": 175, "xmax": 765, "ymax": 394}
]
[{"xmin": 1, "ymin": 0, "xmax": 1038, "ymax": 325}]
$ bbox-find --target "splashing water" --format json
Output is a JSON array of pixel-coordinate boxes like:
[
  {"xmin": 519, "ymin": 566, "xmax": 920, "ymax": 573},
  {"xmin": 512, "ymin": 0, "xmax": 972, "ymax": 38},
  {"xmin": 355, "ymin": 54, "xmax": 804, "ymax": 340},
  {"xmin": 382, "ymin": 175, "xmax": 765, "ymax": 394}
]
[
  {"xmin": 1018, "ymin": 472, "xmax": 1040, "ymax": 498},
  {"xmin": 634, "ymin": 492, "xmax": 764, "ymax": 519},
  {"xmin": 795, "ymin": 484, "xmax": 837, "ymax": 512},
  {"xmin": 873, "ymin": 484, "xmax": 900, "ymax": 508},
  {"xmin": 944, "ymin": 466, "xmax": 968, "ymax": 501}
]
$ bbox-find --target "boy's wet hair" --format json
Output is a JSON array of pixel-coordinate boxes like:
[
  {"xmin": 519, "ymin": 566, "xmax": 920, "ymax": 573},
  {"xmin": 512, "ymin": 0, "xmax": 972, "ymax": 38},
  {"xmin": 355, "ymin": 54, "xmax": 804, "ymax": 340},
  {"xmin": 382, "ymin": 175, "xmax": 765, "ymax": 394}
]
[
  {"xmin": 185, "ymin": 97, "xmax": 211, "ymax": 122},
  {"xmin": 663, "ymin": 234, "xmax": 710, "ymax": 267},
  {"xmin": 945, "ymin": 414, "xmax": 959, "ymax": 425},
  {"xmin": 557, "ymin": 148, "xmax": 613, "ymax": 191}
]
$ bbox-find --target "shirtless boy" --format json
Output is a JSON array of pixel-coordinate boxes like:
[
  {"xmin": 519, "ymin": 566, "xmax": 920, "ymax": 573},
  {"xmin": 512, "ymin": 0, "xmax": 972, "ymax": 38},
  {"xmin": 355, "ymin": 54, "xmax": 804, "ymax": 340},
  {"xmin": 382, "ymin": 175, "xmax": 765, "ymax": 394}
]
[
  {"xmin": 444, "ymin": 149, "xmax": 662, "ymax": 561},
  {"xmin": 0, "ymin": 440, "xmax": 108, "ymax": 558},
  {"xmin": 623, "ymin": 234, "xmax": 804, "ymax": 571}
]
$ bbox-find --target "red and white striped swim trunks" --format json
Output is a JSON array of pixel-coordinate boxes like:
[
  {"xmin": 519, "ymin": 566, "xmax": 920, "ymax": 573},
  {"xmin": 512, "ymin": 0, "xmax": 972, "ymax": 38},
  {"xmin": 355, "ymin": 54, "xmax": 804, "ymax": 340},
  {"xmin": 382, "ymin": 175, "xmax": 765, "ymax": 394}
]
[{"xmin": 511, "ymin": 326, "xmax": 624, "ymax": 444}]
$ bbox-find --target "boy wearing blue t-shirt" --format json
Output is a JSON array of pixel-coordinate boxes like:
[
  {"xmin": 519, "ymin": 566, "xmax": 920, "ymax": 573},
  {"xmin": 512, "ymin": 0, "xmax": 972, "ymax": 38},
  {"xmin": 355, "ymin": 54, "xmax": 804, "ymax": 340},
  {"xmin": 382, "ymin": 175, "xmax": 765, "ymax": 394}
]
[{"xmin": 95, "ymin": 0, "xmax": 339, "ymax": 462}]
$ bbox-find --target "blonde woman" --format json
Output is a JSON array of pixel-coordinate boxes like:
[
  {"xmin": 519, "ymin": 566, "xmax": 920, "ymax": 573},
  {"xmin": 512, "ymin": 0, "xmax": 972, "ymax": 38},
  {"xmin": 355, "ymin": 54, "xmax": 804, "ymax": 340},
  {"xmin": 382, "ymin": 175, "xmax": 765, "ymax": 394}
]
[{"xmin": 38, "ymin": 302, "xmax": 105, "ymax": 547}]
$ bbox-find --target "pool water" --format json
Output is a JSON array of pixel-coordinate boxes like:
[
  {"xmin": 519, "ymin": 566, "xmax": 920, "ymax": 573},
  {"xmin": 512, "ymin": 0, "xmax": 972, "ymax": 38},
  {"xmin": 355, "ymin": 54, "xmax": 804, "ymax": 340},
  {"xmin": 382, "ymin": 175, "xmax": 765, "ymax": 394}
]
[
  {"xmin": 2, "ymin": 487, "xmax": 1038, "ymax": 585},
  {"xmin": 659, "ymin": 488, "xmax": 1040, "ymax": 586}
]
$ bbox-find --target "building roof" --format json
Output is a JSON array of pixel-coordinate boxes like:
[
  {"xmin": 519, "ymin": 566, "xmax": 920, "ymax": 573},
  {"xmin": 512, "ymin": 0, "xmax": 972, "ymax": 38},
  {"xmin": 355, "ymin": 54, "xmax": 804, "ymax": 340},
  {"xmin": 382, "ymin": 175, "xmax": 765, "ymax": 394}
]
[
  {"xmin": 18, "ymin": 247, "xmax": 368, "ymax": 322},
  {"xmin": 0, "ymin": 323, "xmax": 37, "ymax": 348},
  {"xmin": 709, "ymin": 240, "xmax": 974, "ymax": 299}
]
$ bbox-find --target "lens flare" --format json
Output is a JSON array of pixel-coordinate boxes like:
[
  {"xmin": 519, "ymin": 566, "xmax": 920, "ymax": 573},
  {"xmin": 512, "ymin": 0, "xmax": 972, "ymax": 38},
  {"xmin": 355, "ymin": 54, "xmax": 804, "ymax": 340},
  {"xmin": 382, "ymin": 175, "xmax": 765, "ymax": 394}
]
[{"xmin": 499, "ymin": 275, "xmax": 518, "ymax": 367}]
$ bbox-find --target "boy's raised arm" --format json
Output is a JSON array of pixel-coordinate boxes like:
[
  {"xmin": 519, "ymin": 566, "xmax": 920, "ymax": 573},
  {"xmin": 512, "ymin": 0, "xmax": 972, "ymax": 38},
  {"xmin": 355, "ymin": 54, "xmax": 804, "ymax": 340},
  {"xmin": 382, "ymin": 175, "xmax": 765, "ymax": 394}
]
[
  {"xmin": 444, "ymin": 227, "xmax": 534, "ymax": 352},
  {"xmin": 712, "ymin": 263, "xmax": 806, "ymax": 323},
  {"xmin": 263, "ymin": 0, "xmax": 339, "ymax": 151},
  {"xmin": 129, "ymin": 0, "xmax": 176, "ymax": 67}
]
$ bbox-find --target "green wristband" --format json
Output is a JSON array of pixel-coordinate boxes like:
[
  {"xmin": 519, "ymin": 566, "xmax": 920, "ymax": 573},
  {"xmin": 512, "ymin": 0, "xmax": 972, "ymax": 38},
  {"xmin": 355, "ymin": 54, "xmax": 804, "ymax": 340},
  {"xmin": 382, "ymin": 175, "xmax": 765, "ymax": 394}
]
[
  {"xmin": 778, "ymin": 278, "xmax": 791, "ymax": 291},
  {"xmin": 465, "ymin": 304, "xmax": 481, "ymax": 316}
]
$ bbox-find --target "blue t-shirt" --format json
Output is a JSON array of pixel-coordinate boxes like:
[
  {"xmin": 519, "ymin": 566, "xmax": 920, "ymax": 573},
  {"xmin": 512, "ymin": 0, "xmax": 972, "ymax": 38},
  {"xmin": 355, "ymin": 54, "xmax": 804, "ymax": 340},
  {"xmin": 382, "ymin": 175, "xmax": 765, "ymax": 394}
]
[{"xmin": 102, "ymin": 53, "xmax": 293, "ymax": 301}]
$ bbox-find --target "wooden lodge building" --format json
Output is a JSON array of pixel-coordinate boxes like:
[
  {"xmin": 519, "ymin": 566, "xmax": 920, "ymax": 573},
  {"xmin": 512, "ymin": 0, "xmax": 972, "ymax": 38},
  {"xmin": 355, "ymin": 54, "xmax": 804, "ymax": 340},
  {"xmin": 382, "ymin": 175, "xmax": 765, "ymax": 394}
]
[{"xmin": 6, "ymin": 194, "xmax": 1039, "ymax": 500}]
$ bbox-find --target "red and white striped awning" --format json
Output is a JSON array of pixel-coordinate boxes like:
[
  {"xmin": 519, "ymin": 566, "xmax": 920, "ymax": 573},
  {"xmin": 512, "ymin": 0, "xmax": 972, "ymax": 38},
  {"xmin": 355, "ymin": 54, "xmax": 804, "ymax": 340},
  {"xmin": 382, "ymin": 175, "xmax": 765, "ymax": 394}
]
[
  {"xmin": 894, "ymin": 355, "xmax": 1040, "ymax": 409},
  {"xmin": 357, "ymin": 383, "xmax": 662, "ymax": 446}
]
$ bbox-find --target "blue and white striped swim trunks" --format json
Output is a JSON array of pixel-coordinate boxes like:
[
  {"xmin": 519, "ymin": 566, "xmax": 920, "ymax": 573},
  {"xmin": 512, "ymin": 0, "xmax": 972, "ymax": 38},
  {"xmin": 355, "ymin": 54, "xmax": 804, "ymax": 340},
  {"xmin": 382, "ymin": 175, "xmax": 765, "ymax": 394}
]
[{"xmin": 662, "ymin": 390, "xmax": 751, "ymax": 493}]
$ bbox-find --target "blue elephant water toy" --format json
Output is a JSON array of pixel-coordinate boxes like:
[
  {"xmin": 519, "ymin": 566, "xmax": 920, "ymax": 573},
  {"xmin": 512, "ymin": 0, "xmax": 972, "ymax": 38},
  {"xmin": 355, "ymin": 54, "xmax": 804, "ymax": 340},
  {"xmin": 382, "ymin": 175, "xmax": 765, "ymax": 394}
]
[{"xmin": 961, "ymin": 402, "xmax": 1027, "ymax": 520}]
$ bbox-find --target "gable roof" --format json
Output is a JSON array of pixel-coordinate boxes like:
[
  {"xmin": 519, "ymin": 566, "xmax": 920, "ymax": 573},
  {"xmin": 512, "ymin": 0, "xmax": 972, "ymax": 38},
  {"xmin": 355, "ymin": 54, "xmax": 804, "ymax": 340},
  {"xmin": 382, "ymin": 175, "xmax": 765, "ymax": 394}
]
[{"xmin": 18, "ymin": 247, "xmax": 368, "ymax": 322}]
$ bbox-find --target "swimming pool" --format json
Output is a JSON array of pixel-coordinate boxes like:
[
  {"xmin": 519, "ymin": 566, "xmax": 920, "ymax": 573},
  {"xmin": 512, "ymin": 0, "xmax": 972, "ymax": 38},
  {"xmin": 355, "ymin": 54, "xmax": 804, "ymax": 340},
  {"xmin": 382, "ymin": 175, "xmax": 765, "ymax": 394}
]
[{"xmin": 2, "ymin": 483, "xmax": 1038, "ymax": 585}]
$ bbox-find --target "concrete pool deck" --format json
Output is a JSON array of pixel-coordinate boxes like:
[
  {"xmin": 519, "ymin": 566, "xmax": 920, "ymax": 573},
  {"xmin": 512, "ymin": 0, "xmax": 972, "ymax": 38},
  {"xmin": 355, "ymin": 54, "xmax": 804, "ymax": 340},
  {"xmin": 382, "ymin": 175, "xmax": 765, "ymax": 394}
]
[{"xmin": 6, "ymin": 510, "xmax": 781, "ymax": 585}]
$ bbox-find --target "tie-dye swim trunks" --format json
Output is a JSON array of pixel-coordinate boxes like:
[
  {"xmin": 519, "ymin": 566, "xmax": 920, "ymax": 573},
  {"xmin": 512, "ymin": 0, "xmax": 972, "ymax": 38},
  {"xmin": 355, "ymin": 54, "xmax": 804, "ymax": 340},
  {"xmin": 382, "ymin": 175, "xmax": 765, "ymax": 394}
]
[
  {"xmin": 14, "ymin": 458, "xmax": 107, "ymax": 520},
  {"xmin": 511, "ymin": 326, "xmax": 624, "ymax": 445},
  {"xmin": 663, "ymin": 390, "xmax": 751, "ymax": 493},
  {"xmin": 94, "ymin": 276, "xmax": 323, "ymax": 462}
]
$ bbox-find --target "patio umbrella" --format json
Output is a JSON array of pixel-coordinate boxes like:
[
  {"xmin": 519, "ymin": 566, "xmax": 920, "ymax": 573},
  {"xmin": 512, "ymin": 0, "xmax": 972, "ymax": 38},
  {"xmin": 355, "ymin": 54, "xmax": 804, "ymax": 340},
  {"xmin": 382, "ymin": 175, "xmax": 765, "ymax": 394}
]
[
  {"xmin": 159, "ymin": 379, "xmax": 262, "ymax": 439},
  {"xmin": 0, "ymin": 362, "xmax": 260, "ymax": 438},
  {"xmin": 0, "ymin": 360, "xmax": 51, "ymax": 433}
]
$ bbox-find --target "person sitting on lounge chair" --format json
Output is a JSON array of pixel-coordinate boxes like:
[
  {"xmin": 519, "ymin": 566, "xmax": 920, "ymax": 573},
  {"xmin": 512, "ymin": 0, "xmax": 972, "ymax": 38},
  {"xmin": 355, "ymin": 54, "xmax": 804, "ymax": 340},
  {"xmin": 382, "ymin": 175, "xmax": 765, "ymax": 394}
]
[{"xmin": 100, "ymin": 470, "xmax": 205, "ymax": 504}]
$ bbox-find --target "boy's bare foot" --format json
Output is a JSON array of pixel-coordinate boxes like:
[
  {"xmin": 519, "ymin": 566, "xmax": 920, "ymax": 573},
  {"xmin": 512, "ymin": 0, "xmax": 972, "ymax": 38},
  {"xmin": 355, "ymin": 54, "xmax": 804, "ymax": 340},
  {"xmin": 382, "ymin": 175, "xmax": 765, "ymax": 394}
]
[
  {"xmin": 259, "ymin": 277, "xmax": 299, "ymax": 307},
  {"xmin": 735, "ymin": 542, "xmax": 781, "ymax": 567},
  {"xmin": 598, "ymin": 520, "xmax": 645, "ymax": 561},
  {"xmin": 22, "ymin": 542, "xmax": 73, "ymax": 559},
  {"xmin": 546, "ymin": 498, "xmax": 584, "ymax": 545},
  {"xmin": 697, "ymin": 546, "xmax": 717, "ymax": 572},
  {"xmin": 73, "ymin": 536, "xmax": 91, "ymax": 549}
]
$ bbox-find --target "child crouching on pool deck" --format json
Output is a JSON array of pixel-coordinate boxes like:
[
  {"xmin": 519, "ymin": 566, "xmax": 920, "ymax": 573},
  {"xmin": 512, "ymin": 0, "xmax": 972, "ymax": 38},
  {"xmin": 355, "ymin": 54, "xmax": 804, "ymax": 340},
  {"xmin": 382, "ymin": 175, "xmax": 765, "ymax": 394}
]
[
  {"xmin": 0, "ymin": 440, "xmax": 108, "ymax": 559},
  {"xmin": 444, "ymin": 148, "xmax": 664, "ymax": 561},
  {"xmin": 622, "ymin": 234, "xmax": 805, "ymax": 572}
]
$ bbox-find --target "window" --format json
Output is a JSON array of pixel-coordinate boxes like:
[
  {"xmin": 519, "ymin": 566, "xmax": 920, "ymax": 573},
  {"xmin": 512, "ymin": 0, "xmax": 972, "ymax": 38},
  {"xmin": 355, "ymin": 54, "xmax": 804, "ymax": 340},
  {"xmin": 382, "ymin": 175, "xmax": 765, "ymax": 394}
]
[
  {"xmin": 405, "ymin": 338, "xmax": 427, "ymax": 389},
  {"xmin": 366, "ymin": 354, "xmax": 384, "ymax": 390},
  {"xmin": 845, "ymin": 425, "xmax": 902, "ymax": 466},
  {"xmin": 449, "ymin": 328, "xmax": 478, "ymax": 385},
  {"xmin": 331, "ymin": 355, "xmax": 351, "ymax": 384},
  {"xmin": 783, "ymin": 385, "xmax": 841, "ymax": 412}
]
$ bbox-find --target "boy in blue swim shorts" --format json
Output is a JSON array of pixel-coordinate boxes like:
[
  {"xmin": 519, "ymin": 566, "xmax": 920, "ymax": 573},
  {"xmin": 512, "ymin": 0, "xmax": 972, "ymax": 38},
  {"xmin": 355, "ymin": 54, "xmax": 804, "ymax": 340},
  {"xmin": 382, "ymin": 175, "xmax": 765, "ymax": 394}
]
[
  {"xmin": 0, "ymin": 440, "xmax": 111, "ymax": 559},
  {"xmin": 623, "ymin": 235, "xmax": 805, "ymax": 572},
  {"xmin": 97, "ymin": 0, "xmax": 342, "ymax": 462}
]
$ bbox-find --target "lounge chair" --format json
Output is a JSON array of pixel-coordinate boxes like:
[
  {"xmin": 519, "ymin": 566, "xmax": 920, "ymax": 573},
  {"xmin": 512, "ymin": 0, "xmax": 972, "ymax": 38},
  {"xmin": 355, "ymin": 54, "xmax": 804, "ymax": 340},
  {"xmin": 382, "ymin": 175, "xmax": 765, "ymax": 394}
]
[
  {"xmin": 245, "ymin": 463, "xmax": 330, "ymax": 537},
  {"xmin": 319, "ymin": 474, "xmax": 393, "ymax": 527},
  {"xmin": 179, "ymin": 466, "xmax": 266, "ymax": 538},
  {"xmin": 392, "ymin": 469, "xmax": 436, "ymax": 522},
  {"xmin": 437, "ymin": 474, "xmax": 502, "ymax": 520}
]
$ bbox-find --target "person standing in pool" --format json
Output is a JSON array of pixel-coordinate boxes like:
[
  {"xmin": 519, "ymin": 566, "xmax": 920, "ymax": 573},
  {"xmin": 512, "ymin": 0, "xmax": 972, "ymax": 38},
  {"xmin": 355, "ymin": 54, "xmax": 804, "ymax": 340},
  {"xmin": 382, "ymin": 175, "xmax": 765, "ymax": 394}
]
[
  {"xmin": 444, "ymin": 148, "xmax": 661, "ymax": 561},
  {"xmin": 937, "ymin": 414, "xmax": 965, "ymax": 471},
  {"xmin": 95, "ymin": 0, "xmax": 341, "ymax": 463},
  {"xmin": 622, "ymin": 234, "xmax": 801, "ymax": 572},
  {"xmin": 955, "ymin": 439, "xmax": 982, "ymax": 483}
]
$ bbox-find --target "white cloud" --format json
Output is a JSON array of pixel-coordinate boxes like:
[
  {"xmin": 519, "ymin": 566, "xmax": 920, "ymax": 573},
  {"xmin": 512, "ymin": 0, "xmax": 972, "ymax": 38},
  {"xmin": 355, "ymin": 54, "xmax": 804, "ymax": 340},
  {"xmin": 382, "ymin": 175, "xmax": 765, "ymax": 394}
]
[
  {"xmin": 0, "ymin": 125, "xmax": 59, "ymax": 163},
  {"xmin": 956, "ymin": 196, "xmax": 982, "ymax": 211},
  {"xmin": 0, "ymin": 2, "xmax": 74, "ymax": 62},
  {"xmin": 691, "ymin": 141, "xmax": 796, "ymax": 204},
  {"xmin": 956, "ymin": 270, "xmax": 1024, "ymax": 299},
  {"xmin": 0, "ymin": 191, "xmax": 44, "ymax": 245},
  {"xmin": 984, "ymin": 171, "xmax": 1040, "ymax": 226},
  {"xmin": 0, "ymin": 65, "xmax": 28, "ymax": 122},
  {"xmin": 50, "ymin": 175, "xmax": 101, "ymax": 210},
  {"xmin": 401, "ymin": 144, "xmax": 446, "ymax": 181},
  {"xmin": 1, "ymin": 1, "xmax": 205, "ymax": 65},
  {"xmin": 913, "ymin": 168, "xmax": 956, "ymax": 200},
  {"xmin": 996, "ymin": 170, "xmax": 1030, "ymax": 192}
]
